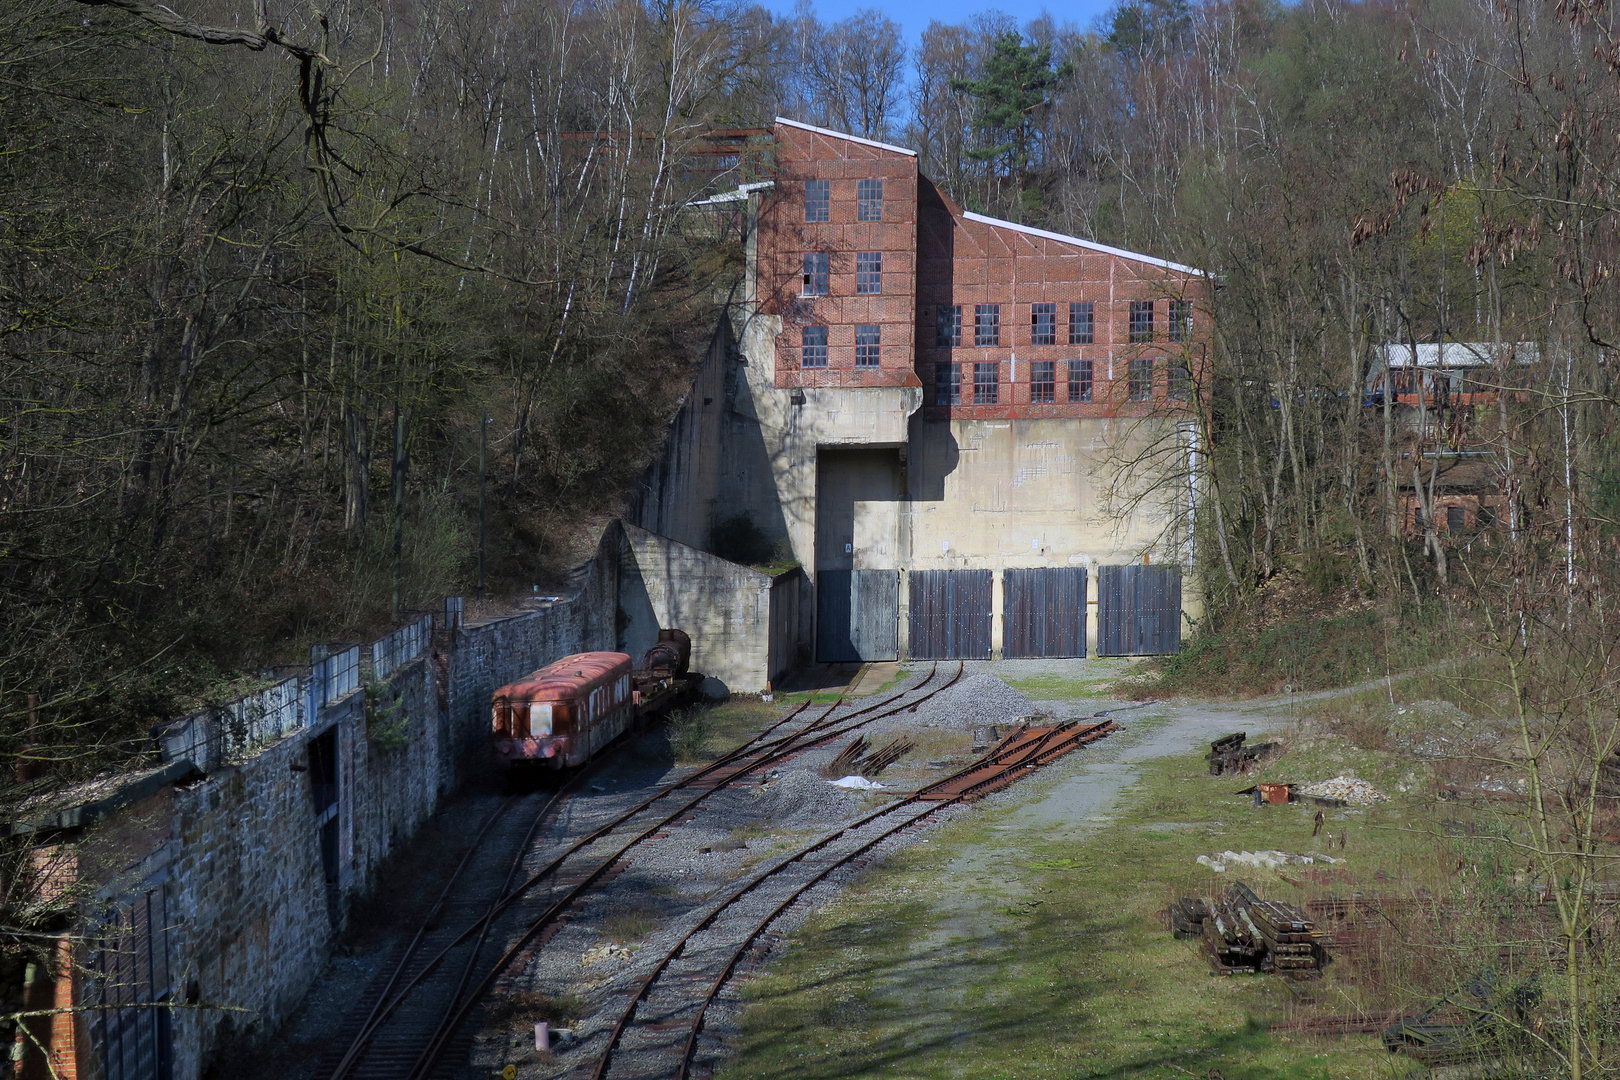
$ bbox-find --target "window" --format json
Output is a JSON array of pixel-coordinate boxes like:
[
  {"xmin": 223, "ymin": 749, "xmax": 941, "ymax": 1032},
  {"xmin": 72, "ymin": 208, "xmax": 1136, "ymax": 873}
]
[
  {"xmin": 1477, "ymin": 503, "xmax": 1497, "ymax": 528},
  {"xmin": 1169, "ymin": 299, "xmax": 1193, "ymax": 343},
  {"xmin": 1068, "ymin": 359, "xmax": 1093, "ymax": 402},
  {"xmin": 1129, "ymin": 300, "xmax": 1154, "ymax": 343},
  {"xmin": 935, "ymin": 362, "xmax": 961, "ymax": 405},
  {"xmin": 856, "ymin": 252, "xmax": 882, "ymax": 294},
  {"xmin": 1031, "ymin": 360, "xmax": 1056, "ymax": 403},
  {"xmin": 974, "ymin": 361, "xmax": 999, "ymax": 404},
  {"xmin": 802, "ymin": 252, "xmax": 828, "ymax": 296},
  {"xmin": 1069, "ymin": 302, "xmax": 1094, "ymax": 345},
  {"xmin": 936, "ymin": 305, "xmax": 962, "ymax": 348},
  {"xmin": 1446, "ymin": 505, "xmax": 1466, "ymax": 532},
  {"xmin": 1128, "ymin": 356, "xmax": 1153, "ymax": 400},
  {"xmin": 975, "ymin": 304, "xmax": 1000, "ymax": 346},
  {"xmin": 1168, "ymin": 363, "xmax": 1191, "ymax": 401},
  {"xmin": 855, "ymin": 324, "xmax": 881, "ymax": 368},
  {"xmin": 805, "ymin": 179, "xmax": 829, "ymax": 223},
  {"xmin": 801, "ymin": 325, "xmax": 828, "ymax": 368},
  {"xmin": 857, "ymin": 178, "xmax": 883, "ymax": 221},
  {"xmin": 1031, "ymin": 303, "xmax": 1056, "ymax": 345}
]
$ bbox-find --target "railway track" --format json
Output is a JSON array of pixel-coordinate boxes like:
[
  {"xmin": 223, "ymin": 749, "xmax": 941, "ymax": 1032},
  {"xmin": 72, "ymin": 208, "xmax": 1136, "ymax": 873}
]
[
  {"xmin": 322, "ymin": 663, "xmax": 964, "ymax": 1080},
  {"xmin": 586, "ymin": 705, "xmax": 1141, "ymax": 1080}
]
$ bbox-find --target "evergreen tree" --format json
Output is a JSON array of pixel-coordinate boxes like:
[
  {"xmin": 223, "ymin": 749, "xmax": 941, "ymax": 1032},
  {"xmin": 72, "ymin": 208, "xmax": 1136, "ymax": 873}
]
[{"xmin": 950, "ymin": 30, "xmax": 1071, "ymax": 218}]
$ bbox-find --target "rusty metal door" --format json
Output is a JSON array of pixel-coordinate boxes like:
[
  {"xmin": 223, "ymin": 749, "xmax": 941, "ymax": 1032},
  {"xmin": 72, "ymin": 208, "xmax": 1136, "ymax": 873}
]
[
  {"xmin": 816, "ymin": 569, "xmax": 898, "ymax": 662},
  {"xmin": 908, "ymin": 569, "xmax": 992, "ymax": 659},
  {"xmin": 1097, "ymin": 565, "xmax": 1182, "ymax": 656},
  {"xmin": 1004, "ymin": 568, "xmax": 1087, "ymax": 658}
]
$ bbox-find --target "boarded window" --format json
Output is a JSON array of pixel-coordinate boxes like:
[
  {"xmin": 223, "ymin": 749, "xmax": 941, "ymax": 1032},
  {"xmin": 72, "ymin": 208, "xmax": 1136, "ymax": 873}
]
[
  {"xmin": 1070, "ymin": 302, "xmax": 1094, "ymax": 344},
  {"xmin": 974, "ymin": 361, "xmax": 999, "ymax": 404},
  {"xmin": 1130, "ymin": 300, "xmax": 1154, "ymax": 343},
  {"xmin": 975, "ymin": 304, "xmax": 1000, "ymax": 346},
  {"xmin": 1031, "ymin": 303, "xmax": 1056, "ymax": 345},
  {"xmin": 855, "ymin": 324, "xmax": 881, "ymax": 367},
  {"xmin": 805, "ymin": 179, "xmax": 829, "ymax": 222},
  {"xmin": 857, "ymin": 177, "xmax": 883, "ymax": 221},
  {"xmin": 856, "ymin": 251, "xmax": 882, "ymax": 294},
  {"xmin": 1031, "ymin": 360, "xmax": 1055, "ymax": 403},
  {"xmin": 802, "ymin": 325, "xmax": 828, "ymax": 368},
  {"xmin": 1069, "ymin": 358, "xmax": 1093, "ymax": 402},
  {"xmin": 1447, "ymin": 505, "xmax": 1466, "ymax": 532}
]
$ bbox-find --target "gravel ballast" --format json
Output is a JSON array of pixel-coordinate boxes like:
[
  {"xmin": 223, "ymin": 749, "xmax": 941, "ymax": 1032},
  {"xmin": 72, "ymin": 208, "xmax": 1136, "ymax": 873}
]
[{"xmin": 909, "ymin": 673, "xmax": 1036, "ymax": 729}]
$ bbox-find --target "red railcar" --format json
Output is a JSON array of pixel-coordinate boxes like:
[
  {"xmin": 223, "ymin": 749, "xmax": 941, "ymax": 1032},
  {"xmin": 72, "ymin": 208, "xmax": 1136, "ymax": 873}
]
[{"xmin": 490, "ymin": 652, "xmax": 636, "ymax": 770}]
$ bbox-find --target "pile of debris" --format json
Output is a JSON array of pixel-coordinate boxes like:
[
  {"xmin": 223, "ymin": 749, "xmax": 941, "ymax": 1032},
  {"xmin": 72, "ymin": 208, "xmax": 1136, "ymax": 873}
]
[
  {"xmin": 1206, "ymin": 732, "xmax": 1276, "ymax": 776},
  {"xmin": 1170, "ymin": 881, "xmax": 1332, "ymax": 976},
  {"xmin": 820, "ymin": 735, "xmax": 915, "ymax": 779},
  {"xmin": 1296, "ymin": 775, "xmax": 1388, "ymax": 805}
]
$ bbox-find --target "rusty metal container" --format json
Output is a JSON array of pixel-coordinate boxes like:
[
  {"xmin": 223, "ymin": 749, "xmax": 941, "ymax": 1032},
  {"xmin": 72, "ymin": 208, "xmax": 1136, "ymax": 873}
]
[{"xmin": 1257, "ymin": 782, "xmax": 1293, "ymax": 805}]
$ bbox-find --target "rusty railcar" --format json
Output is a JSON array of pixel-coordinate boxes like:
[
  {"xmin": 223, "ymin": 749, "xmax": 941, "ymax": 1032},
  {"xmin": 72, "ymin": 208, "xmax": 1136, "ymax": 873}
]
[{"xmin": 490, "ymin": 652, "xmax": 636, "ymax": 771}]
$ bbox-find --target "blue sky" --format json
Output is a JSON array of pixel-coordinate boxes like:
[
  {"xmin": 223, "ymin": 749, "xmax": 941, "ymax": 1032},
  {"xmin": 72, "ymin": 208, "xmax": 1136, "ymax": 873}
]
[{"xmin": 755, "ymin": 0, "xmax": 1119, "ymax": 50}]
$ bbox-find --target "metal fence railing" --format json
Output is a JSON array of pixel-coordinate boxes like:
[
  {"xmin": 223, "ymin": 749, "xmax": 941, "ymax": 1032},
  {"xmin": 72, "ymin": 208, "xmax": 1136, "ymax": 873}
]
[
  {"xmin": 218, "ymin": 677, "xmax": 303, "ymax": 762},
  {"xmin": 307, "ymin": 645, "xmax": 361, "ymax": 718},
  {"xmin": 371, "ymin": 615, "xmax": 432, "ymax": 680}
]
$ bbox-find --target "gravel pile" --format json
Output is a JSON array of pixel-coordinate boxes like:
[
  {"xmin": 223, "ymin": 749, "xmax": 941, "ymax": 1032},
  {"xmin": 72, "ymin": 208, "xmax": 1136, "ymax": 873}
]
[
  {"xmin": 752, "ymin": 769, "xmax": 862, "ymax": 822},
  {"xmin": 1297, "ymin": 775, "xmax": 1388, "ymax": 805},
  {"xmin": 911, "ymin": 674, "xmax": 1034, "ymax": 729}
]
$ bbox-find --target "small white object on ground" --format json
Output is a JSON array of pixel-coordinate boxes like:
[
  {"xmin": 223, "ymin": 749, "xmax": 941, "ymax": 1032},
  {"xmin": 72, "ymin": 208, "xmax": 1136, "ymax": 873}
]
[
  {"xmin": 828, "ymin": 775, "xmax": 885, "ymax": 789},
  {"xmin": 1197, "ymin": 849, "xmax": 1333, "ymax": 872}
]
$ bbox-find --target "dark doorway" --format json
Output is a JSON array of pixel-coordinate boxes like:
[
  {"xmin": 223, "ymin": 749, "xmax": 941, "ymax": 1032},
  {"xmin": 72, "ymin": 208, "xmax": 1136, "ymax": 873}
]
[
  {"xmin": 1004, "ymin": 567, "xmax": 1088, "ymax": 658},
  {"xmin": 308, "ymin": 728, "xmax": 340, "ymax": 884},
  {"xmin": 908, "ymin": 569, "xmax": 992, "ymax": 659},
  {"xmin": 1097, "ymin": 565, "xmax": 1182, "ymax": 656}
]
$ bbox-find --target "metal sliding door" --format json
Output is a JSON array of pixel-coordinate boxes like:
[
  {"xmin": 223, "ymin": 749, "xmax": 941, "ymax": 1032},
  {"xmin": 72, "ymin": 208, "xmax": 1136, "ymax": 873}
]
[
  {"xmin": 1097, "ymin": 565, "xmax": 1182, "ymax": 656},
  {"xmin": 908, "ymin": 569, "xmax": 992, "ymax": 659},
  {"xmin": 1004, "ymin": 567, "xmax": 1088, "ymax": 658}
]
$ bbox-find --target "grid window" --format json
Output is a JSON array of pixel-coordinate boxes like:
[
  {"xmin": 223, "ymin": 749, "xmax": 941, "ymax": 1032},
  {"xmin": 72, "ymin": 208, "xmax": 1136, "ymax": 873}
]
[
  {"xmin": 801, "ymin": 325, "xmax": 828, "ymax": 368},
  {"xmin": 936, "ymin": 305, "xmax": 962, "ymax": 348},
  {"xmin": 1169, "ymin": 299, "xmax": 1193, "ymax": 343},
  {"xmin": 1128, "ymin": 357, "xmax": 1153, "ymax": 400},
  {"xmin": 1168, "ymin": 363, "xmax": 1191, "ymax": 401},
  {"xmin": 975, "ymin": 304, "xmax": 1000, "ymax": 346},
  {"xmin": 805, "ymin": 179, "xmax": 829, "ymax": 223},
  {"xmin": 974, "ymin": 362, "xmax": 999, "ymax": 404},
  {"xmin": 1031, "ymin": 360, "xmax": 1056, "ymax": 403},
  {"xmin": 1069, "ymin": 302, "xmax": 1094, "ymax": 345},
  {"xmin": 855, "ymin": 324, "xmax": 881, "ymax": 368},
  {"xmin": 857, "ymin": 178, "xmax": 883, "ymax": 221},
  {"xmin": 1068, "ymin": 359, "xmax": 1093, "ymax": 402},
  {"xmin": 856, "ymin": 252, "xmax": 882, "ymax": 294},
  {"xmin": 1031, "ymin": 303, "xmax": 1057, "ymax": 346},
  {"xmin": 935, "ymin": 362, "xmax": 961, "ymax": 405},
  {"xmin": 802, "ymin": 252, "xmax": 829, "ymax": 296},
  {"xmin": 1129, "ymin": 300, "xmax": 1154, "ymax": 343}
]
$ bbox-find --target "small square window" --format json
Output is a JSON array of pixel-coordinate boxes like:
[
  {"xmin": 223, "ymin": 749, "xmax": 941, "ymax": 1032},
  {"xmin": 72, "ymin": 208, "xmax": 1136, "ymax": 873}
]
[
  {"xmin": 975, "ymin": 304, "xmax": 1000, "ymax": 347},
  {"xmin": 1069, "ymin": 302, "xmax": 1094, "ymax": 345},
  {"xmin": 974, "ymin": 361, "xmax": 999, "ymax": 404},
  {"xmin": 1129, "ymin": 300, "xmax": 1154, "ymax": 344},
  {"xmin": 802, "ymin": 252, "xmax": 829, "ymax": 296},
  {"xmin": 856, "ymin": 252, "xmax": 882, "ymax": 295},
  {"xmin": 801, "ymin": 325, "xmax": 828, "ymax": 368},
  {"xmin": 855, "ymin": 324, "xmax": 881, "ymax": 368},
  {"xmin": 935, "ymin": 362, "xmax": 961, "ymax": 405},
  {"xmin": 857, "ymin": 178, "xmax": 883, "ymax": 221},
  {"xmin": 1031, "ymin": 303, "xmax": 1056, "ymax": 346},
  {"xmin": 1031, "ymin": 360, "xmax": 1055, "ymax": 403},
  {"xmin": 1068, "ymin": 359, "xmax": 1093, "ymax": 402},
  {"xmin": 1128, "ymin": 356, "xmax": 1153, "ymax": 400},
  {"xmin": 936, "ymin": 305, "xmax": 962, "ymax": 348},
  {"xmin": 1168, "ymin": 363, "xmax": 1191, "ymax": 401},
  {"xmin": 1169, "ymin": 299, "xmax": 1193, "ymax": 343},
  {"xmin": 805, "ymin": 179, "xmax": 829, "ymax": 223}
]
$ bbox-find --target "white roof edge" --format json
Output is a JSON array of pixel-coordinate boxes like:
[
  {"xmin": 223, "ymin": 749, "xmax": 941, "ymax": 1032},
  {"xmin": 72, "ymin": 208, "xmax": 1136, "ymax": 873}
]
[
  {"xmin": 961, "ymin": 211, "xmax": 1205, "ymax": 277},
  {"xmin": 774, "ymin": 117, "xmax": 918, "ymax": 158}
]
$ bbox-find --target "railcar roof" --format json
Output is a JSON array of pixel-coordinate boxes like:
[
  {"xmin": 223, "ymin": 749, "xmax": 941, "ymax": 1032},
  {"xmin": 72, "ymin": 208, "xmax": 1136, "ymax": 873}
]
[{"xmin": 494, "ymin": 651, "xmax": 632, "ymax": 701}]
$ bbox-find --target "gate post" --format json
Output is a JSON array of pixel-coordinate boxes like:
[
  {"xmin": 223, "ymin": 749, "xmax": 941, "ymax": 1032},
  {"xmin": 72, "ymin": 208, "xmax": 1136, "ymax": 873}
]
[
  {"xmin": 1086, "ymin": 562, "xmax": 1100, "ymax": 658},
  {"xmin": 896, "ymin": 569, "xmax": 909, "ymax": 660},
  {"xmin": 990, "ymin": 569, "xmax": 1004, "ymax": 660}
]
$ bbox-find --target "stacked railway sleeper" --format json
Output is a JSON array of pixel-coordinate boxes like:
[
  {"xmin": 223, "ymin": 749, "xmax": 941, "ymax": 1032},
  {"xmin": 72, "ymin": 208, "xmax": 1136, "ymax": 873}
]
[
  {"xmin": 1171, "ymin": 881, "xmax": 1333, "ymax": 976},
  {"xmin": 326, "ymin": 663, "xmax": 1071, "ymax": 1080}
]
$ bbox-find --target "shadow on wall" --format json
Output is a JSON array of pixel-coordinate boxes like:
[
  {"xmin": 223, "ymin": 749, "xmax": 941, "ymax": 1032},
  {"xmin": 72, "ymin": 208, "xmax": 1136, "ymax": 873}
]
[
  {"xmin": 617, "ymin": 550, "xmax": 662, "ymax": 661},
  {"xmin": 908, "ymin": 412, "xmax": 961, "ymax": 503}
]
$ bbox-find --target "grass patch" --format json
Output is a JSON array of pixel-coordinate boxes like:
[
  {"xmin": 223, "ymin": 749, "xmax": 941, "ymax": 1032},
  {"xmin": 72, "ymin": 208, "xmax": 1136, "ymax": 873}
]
[
  {"xmin": 487, "ymin": 990, "xmax": 586, "ymax": 1026},
  {"xmin": 667, "ymin": 698, "xmax": 778, "ymax": 763},
  {"xmin": 601, "ymin": 905, "xmax": 661, "ymax": 943},
  {"xmin": 724, "ymin": 737, "xmax": 1452, "ymax": 1080},
  {"xmin": 1004, "ymin": 672, "xmax": 1118, "ymax": 701},
  {"xmin": 779, "ymin": 690, "xmax": 846, "ymax": 706}
]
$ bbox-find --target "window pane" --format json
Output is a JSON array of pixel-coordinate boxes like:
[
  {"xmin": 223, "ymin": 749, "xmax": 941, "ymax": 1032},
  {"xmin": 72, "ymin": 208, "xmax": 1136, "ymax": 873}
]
[
  {"xmin": 857, "ymin": 178, "xmax": 883, "ymax": 221},
  {"xmin": 802, "ymin": 252, "xmax": 828, "ymax": 295},
  {"xmin": 1069, "ymin": 302, "xmax": 1094, "ymax": 345},
  {"xmin": 1129, "ymin": 300, "xmax": 1154, "ymax": 343},
  {"xmin": 1068, "ymin": 359, "xmax": 1093, "ymax": 403},
  {"xmin": 1031, "ymin": 360, "xmax": 1055, "ymax": 403},
  {"xmin": 1128, "ymin": 357, "xmax": 1153, "ymax": 400},
  {"xmin": 974, "ymin": 361, "xmax": 999, "ymax": 404},
  {"xmin": 934, "ymin": 362, "xmax": 961, "ymax": 405},
  {"xmin": 1031, "ymin": 303, "xmax": 1056, "ymax": 346},
  {"xmin": 1169, "ymin": 299, "xmax": 1192, "ymax": 343},
  {"xmin": 802, "ymin": 325, "xmax": 828, "ymax": 368},
  {"xmin": 855, "ymin": 324, "xmax": 881, "ymax": 368},
  {"xmin": 974, "ymin": 304, "xmax": 1000, "ymax": 347},
  {"xmin": 856, "ymin": 252, "xmax": 882, "ymax": 295},
  {"xmin": 805, "ymin": 179, "xmax": 829, "ymax": 223},
  {"xmin": 936, "ymin": 305, "xmax": 962, "ymax": 348},
  {"xmin": 1168, "ymin": 363, "xmax": 1191, "ymax": 401}
]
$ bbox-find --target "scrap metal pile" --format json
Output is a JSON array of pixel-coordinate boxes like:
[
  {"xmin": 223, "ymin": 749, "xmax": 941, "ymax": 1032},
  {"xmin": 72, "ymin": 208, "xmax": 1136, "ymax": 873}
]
[
  {"xmin": 1171, "ymin": 881, "xmax": 1332, "ymax": 975},
  {"xmin": 1205, "ymin": 732, "xmax": 1276, "ymax": 776}
]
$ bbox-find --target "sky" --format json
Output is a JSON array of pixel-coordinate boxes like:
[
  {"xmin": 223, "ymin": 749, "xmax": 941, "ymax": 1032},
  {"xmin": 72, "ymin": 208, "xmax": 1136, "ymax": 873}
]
[{"xmin": 755, "ymin": 0, "xmax": 1119, "ymax": 51}]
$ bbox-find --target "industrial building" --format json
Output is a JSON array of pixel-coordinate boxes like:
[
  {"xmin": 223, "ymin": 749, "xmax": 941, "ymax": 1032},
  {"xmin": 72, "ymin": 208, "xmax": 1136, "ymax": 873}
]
[{"xmin": 629, "ymin": 119, "xmax": 1210, "ymax": 684}]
